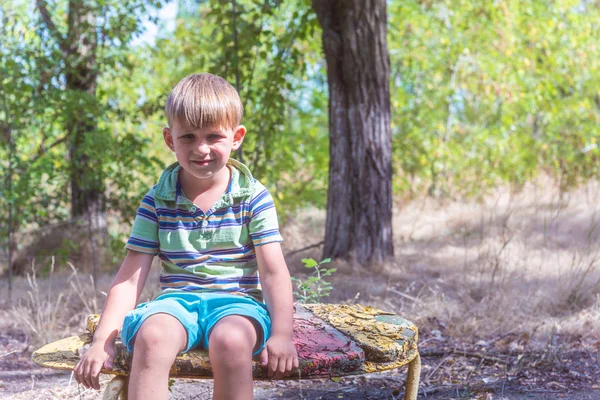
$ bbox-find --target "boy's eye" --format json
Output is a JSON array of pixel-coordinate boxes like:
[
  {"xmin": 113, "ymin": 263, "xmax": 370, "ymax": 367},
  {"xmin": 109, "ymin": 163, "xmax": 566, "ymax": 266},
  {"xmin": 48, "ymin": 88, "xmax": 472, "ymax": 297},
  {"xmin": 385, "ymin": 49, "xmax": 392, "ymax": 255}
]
[
  {"xmin": 209, "ymin": 134, "xmax": 223, "ymax": 140},
  {"xmin": 182, "ymin": 133, "xmax": 194, "ymax": 139}
]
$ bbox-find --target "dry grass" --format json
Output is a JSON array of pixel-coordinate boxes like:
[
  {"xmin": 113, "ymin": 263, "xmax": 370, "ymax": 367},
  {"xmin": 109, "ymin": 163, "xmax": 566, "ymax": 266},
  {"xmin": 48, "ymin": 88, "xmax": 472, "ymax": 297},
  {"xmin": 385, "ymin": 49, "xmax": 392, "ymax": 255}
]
[
  {"xmin": 283, "ymin": 177, "xmax": 600, "ymax": 349},
  {"xmin": 4, "ymin": 178, "xmax": 600, "ymax": 349},
  {"xmin": 1, "ymin": 178, "xmax": 600, "ymax": 399},
  {"xmin": 395, "ymin": 178, "xmax": 600, "ymax": 345},
  {"xmin": 0, "ymin": 258, "xmax": 162, "ymax": 349}
]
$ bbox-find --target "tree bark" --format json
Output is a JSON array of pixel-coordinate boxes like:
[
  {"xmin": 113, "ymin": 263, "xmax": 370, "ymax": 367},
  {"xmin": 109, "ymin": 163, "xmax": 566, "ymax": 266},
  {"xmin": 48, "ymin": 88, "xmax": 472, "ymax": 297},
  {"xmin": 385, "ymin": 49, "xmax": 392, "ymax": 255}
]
[
  {"xmin": 37, "ymin": 0, "xmax": 104, "ymax": 219},
  {"xmin": 312, "ymin": 0, "xmax": 394, "ymax": 266},
  {"xmin": 65, "ymin": 0, "xmax": 104, "ymax": 220},
  {"xmin": 66, "ymin": 1, "xmax": 106, "ymax": 279},
  {"xmin": 36, "ymin": 0, "xmax": 106, "ymax": 275}
]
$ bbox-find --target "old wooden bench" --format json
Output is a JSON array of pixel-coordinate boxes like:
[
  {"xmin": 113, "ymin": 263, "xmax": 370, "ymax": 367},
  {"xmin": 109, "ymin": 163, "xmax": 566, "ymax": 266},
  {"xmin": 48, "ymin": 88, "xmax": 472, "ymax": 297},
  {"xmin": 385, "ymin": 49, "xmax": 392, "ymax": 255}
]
[{"xmin": 33, "ymin": 303, "xmax": 421, "ymax": 400}]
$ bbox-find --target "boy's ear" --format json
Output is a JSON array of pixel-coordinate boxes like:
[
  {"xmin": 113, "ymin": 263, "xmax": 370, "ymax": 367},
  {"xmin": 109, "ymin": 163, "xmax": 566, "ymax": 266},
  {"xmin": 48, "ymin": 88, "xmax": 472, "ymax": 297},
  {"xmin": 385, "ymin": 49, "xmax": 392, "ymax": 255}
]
[
  {"xmin": 163, "ymin": 127, "xmax": 175, "ymax": 151},
  {"xmin": 231, "ymin": 125, "xmax": 247, "ymax": 151}
]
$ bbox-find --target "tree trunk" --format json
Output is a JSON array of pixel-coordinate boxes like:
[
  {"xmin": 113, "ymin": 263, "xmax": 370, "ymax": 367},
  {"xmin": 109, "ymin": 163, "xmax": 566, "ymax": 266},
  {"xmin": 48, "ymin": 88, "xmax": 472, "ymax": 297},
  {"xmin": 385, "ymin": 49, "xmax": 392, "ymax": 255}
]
[
  {"xmin": 36, "ymin": 0, "xmax": 107, "ymax": 276},
  {"xmin": 65, "ymin": 0, "xmax": 104, "ymax": 220},
  {"xmin": 312, "ymin": 0, "xmax": 394, "ymax": 266},
  {"xmin": 7, "ymin": 124, "xmax": 14, "ymax": 303},
  {"xmin": 65, "ymin": 1, "xmax": 106, "ymax": 280}
]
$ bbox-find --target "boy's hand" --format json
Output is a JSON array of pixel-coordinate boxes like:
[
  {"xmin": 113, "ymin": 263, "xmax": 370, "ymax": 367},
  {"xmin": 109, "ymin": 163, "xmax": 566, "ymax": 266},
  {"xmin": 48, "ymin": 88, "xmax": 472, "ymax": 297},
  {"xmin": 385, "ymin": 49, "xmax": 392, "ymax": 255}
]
[
  {"xmin": 259, "ymin": 334, "xmax": 298, "ymax": 379},
  {"xmin": 74, "ymin": 340, "xmax": 115, "ymax": 390}
]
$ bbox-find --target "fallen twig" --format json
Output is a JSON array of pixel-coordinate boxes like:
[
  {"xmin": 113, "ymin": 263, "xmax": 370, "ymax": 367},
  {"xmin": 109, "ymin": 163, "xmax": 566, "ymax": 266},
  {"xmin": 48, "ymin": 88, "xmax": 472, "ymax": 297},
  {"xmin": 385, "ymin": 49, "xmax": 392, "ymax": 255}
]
[
  {"xmin": 523, "ymin": 389, "xmax": 564, "ymax": 393},
  {"xmin": 285, "ymin": 241, "xmax": 325, "ymax": 257},
  {"xmin": 0, "ymin": 350, "xmax": 18, "ymax": 358},
  {"xmin": 420, "ymin": 349, "xmax": 510, "ymax": 365},
  {"xmin": 425, "ymin": 355, "xmax": 452, "ymax": 381},
  {"xmin": 387, "ymin": 288, "xmax": 424, "ymax": 304}
]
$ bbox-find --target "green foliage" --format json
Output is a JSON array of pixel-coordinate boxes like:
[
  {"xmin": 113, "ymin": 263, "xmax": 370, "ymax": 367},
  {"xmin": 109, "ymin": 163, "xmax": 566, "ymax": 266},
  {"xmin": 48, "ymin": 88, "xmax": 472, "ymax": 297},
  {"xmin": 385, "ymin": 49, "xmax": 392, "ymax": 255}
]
[
  {"xmin": 4, "ymin": 0, "xmax": 600, "ymax": 271},
  {"xmin": 292, "ymin": 257, "xmax": 336, "ymax": 303},
  {"xmin": 135, "ymin": 0, "xmax": 329, "ymax": 218},
  {"xmin": 0, "ymin": 0, "xmax": 165, "ymax": 266},
  {"xmin": 388, "ymin": 0, "xmax": 600, "ymax": 197}
]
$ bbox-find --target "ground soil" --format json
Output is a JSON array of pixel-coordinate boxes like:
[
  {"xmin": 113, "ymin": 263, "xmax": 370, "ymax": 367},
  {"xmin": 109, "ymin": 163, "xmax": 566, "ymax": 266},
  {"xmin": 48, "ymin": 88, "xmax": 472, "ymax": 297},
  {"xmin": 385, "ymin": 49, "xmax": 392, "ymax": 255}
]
[
  {"xmin": 1, "ymin": 309, "xmax": 599, "ymax": 399},
  {"xmin": 3, "ymin": 181, "xmax": 600, "ymax": 399}
]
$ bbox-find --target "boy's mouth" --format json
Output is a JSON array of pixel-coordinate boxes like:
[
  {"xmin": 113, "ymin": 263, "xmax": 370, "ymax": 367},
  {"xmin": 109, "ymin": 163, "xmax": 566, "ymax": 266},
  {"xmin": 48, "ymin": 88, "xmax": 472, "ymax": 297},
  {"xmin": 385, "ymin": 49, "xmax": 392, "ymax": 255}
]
[{"xmin": 191, "ymin": 160, "xmax": 214, "ymax": 167}]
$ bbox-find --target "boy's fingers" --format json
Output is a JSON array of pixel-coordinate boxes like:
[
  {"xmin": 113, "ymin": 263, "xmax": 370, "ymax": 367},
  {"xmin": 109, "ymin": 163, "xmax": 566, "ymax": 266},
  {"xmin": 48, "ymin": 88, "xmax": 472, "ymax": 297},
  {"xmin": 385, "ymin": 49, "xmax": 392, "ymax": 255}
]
[
  {"xmin": 104, "ymin": 356, "xmax": 113, "ymax": 370},
  {"xmin": 80, "ymin": 363, "xmax": 91, "ymax": 388},
  {"xmin": 293, "ymin": 355, "xmax": 299, "ymax": 370},
  {"xmin": 85, "ymin": 364, "xmax": 96, "ymax": 389},
  {"xmin": 73, "ymin": 363, "xmax": 82, "ymax": 385},
  {"xmin": 285, "ymin": 357, "xmax": 294, "ymax": 377},
  {"xmin": 280, "ymin": 358, "xmax": 290, "ymax": 378},
  {"xmin": 84, "ymin": 361, "xmax": 99, "ymax": 390},
  {"xmin": 260, "ymin": 348, "xmax": 269, "ymax": 367},
  {"xmin": 268, "ymin": 357, "xmax": 279, "ymax": 378},
  {"xmin": 274, "ymin": 360, "xmax": 284, "ymax": 379},
  {"xmin": 90, "ymin": 363, "xmax": 102, "ymax": 390},
  {"xmin": 277, "ymin": 356, "xmax": 289, "ymax": 379},
  {"xmin": 76, "ymin": 362, "xmax": 86, "ymax": 387}
]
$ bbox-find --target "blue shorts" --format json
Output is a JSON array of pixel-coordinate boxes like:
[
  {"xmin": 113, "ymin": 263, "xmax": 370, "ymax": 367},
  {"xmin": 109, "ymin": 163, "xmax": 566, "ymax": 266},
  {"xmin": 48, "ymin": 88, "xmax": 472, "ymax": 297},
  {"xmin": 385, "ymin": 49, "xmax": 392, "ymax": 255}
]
[{"xmin": 121, "ymin": 292, "xmax": 271, "ymax": 356}]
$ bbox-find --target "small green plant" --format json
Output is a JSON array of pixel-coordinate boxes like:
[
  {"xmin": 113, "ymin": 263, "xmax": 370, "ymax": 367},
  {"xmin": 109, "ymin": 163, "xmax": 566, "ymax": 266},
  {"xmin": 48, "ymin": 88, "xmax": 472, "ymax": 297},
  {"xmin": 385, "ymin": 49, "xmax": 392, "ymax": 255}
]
[{"xmin": 292, "ymin": 258, "xmax": 336, "ymax": 304}]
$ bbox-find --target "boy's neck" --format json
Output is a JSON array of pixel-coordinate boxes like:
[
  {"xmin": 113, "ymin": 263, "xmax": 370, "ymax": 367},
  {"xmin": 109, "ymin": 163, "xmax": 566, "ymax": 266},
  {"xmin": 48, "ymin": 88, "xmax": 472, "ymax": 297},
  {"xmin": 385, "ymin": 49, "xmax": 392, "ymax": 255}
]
[{"xmin": 178, "ymin": 164, "xmax": 231, "ymax": 200}]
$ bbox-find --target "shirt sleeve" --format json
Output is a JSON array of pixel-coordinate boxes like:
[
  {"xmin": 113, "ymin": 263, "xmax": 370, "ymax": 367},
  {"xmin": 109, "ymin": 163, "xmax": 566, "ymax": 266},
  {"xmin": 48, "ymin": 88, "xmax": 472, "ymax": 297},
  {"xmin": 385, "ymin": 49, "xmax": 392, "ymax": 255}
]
[
  {"xmin": 125, "ymin": 188, "xmax": 160, "ymax": 255},
  {"xmin": 248, "ymin": 182, "xmax": 284, "ymax": 247}
]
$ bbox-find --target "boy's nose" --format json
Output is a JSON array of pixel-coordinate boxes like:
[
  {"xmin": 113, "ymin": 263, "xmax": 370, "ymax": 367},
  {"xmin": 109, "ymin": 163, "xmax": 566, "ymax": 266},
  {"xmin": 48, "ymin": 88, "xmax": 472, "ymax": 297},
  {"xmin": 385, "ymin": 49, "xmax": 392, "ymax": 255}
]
[{"xmin": 196, "ymin": 143, "xmax": 210, "ymax": 153}]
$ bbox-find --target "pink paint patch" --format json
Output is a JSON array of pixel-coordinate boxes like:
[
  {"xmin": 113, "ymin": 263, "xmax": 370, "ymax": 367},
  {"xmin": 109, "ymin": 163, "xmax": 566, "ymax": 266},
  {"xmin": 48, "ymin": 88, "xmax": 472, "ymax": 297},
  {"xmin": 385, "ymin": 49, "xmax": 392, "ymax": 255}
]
[{"xmin": 293, "ymin": 304, "xmax": 364, "ymax": 377}]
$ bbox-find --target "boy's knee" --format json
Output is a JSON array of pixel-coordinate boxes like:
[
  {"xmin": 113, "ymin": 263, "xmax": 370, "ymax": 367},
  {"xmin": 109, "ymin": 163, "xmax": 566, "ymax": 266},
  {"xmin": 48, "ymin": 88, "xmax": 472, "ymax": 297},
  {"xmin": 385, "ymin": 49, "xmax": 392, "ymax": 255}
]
[
  {"xmin": 134, "ymin": 314, "xmax": 187, "ymax": 354},
  {"xmin": 209, "ymin": 318, "xmax": 256, "ymax": 357}
]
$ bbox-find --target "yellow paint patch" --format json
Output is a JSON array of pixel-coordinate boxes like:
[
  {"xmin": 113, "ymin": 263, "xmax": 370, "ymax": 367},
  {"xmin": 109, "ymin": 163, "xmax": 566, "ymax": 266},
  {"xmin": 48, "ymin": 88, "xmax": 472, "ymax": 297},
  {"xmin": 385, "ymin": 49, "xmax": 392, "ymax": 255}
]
[
  {"xmin": 31, "ymin": 334, "xmax": 90, "ymax": 372},
  {"xmin": 32, "ymin": 333, "xmax": 125, "ymax": 376},
  {"xmin": 304, "ymin": 304, "xmax": 418, "ymax": 364},
  {"xmin": 87, "ymin": 314, "xmax": 100, "ymax": 334}
]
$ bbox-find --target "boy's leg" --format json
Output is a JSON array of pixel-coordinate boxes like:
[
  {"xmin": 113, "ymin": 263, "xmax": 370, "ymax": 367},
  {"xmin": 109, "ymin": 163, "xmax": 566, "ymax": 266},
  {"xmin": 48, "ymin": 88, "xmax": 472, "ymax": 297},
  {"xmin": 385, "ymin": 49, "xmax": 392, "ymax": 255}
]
[
  {"xmin": 128, "ymin": 313, "xmax": 188, "ymax": 400},
  {"xmin": 209, "ymin": 315, "xmax": 258, "ymax": 400}
]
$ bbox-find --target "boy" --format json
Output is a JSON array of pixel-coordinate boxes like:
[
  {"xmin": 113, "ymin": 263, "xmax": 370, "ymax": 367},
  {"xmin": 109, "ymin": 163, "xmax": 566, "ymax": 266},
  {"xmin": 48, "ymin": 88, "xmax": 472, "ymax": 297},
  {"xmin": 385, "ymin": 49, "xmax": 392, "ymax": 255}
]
[{"xmin": 74, "ymin": 73, "xmax": 298, "ymax": 400}]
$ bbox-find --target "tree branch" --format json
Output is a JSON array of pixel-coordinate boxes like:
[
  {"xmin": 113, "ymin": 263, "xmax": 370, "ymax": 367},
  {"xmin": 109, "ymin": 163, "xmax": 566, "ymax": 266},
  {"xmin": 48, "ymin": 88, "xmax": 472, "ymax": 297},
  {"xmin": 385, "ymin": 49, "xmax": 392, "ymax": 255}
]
[
  {"xmin": 98, "ymin": 4, "xmax": 109, "ymax": 49},
  {"xmin": 30, "ymin": 134, "xmax": 70, "ymax": 165},
  {"xmin": 36, "ymin": 0, "xmax": 69, "ymax": 53},
  {"xmin": 285, "ymin": 241, "xmax": 325, "ymax": 258}
]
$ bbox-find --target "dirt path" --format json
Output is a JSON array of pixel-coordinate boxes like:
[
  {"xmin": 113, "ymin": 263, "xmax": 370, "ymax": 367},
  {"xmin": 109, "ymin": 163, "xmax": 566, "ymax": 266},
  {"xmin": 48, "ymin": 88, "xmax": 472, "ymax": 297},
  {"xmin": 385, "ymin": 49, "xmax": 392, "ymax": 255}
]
[
  {"xmin": 4, "ymin": 182, "xmax": 600, "ymax": 399},
  {"xmin": 2, "ymin": 346, "xmax": 599, "ymax": 399}
]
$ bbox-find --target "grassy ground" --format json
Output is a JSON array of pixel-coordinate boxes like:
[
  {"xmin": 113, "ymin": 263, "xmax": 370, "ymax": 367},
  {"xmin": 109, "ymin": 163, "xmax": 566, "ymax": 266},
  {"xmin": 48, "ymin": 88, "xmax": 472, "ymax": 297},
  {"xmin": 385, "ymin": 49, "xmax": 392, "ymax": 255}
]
[{"xmin": 1, "ymin": 178, "xmax": 599, "ymax": 399}]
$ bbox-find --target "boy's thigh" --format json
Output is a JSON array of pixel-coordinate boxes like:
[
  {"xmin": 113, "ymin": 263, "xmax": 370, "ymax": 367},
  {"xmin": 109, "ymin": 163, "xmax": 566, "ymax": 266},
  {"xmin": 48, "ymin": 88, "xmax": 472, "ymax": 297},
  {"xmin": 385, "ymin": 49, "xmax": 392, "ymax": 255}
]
[
  {"xmin": 201, "ymin": 295, "xmax": 271, "ymax": 356},
  {"xmin": 121, "ymin": 297, "xmax": 200, "ymax": 353},
  {"xmin": 121, "ymin": 292, "xmax": 271, "ymax": 355}
]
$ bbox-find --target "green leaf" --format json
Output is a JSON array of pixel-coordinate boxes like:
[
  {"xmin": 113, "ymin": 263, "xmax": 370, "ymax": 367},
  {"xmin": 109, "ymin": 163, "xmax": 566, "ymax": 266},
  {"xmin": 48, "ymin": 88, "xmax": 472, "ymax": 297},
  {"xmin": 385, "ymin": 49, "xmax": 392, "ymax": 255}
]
[{"xmin": 302, "ymin": 258, "xmax": 319, "ymax": 268}]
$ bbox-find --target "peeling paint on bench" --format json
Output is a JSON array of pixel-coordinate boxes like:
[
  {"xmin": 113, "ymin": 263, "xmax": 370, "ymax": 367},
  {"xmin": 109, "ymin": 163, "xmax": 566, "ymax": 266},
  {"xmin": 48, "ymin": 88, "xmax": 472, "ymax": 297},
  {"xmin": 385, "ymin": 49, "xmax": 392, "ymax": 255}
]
[{"xmin": 33, "ymin": 303, "xmax": 418, "ymax": 379}]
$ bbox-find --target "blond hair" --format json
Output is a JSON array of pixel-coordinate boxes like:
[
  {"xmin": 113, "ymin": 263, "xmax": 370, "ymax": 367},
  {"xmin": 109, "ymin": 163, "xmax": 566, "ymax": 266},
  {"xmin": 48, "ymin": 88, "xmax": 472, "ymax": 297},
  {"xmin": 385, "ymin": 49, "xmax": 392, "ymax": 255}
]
[{"xmin": 165, "ymin": 73, "xmax": 243, "ymax": 129}]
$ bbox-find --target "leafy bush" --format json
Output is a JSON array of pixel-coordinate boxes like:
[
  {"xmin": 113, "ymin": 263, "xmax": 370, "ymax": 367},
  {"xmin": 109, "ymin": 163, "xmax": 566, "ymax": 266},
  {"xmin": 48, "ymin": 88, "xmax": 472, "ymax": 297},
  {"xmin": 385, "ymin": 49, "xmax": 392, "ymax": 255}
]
[{"xmin": 292, "ymin": 257, "xmax": 336, "ymax": 304}]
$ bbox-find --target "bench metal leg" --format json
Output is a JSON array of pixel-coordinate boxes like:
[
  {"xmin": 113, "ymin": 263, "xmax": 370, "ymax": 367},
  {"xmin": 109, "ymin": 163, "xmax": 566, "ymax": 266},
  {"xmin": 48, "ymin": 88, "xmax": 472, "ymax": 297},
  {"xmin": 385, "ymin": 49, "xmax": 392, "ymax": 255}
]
[
  {"xmin": 103, "ymin": 376, "xmax": 128, "ymax": 400},
  {"xmin": 404, "ymin": 353, "xmax": 421, "ymax": 400}
]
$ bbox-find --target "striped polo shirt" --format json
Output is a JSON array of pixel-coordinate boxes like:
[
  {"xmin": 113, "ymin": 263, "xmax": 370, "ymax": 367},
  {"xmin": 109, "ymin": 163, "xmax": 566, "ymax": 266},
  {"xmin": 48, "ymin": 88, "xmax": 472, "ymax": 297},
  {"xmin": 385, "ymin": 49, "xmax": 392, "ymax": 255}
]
[{"xmin": 125, "ymin": 159, "xmax": 283, "ymax": 302}]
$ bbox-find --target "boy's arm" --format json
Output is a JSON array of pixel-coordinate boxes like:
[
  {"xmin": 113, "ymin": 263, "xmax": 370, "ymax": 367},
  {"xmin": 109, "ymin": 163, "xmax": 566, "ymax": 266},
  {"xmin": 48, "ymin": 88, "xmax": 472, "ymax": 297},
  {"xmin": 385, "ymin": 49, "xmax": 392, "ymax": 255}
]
[
  {"xmin": 255, "ymin": 242, "xmax": 298, "ymax": 378},
  {"xmin": 74, "ymin": 250, "xmax": 154, "ymax": 390}
]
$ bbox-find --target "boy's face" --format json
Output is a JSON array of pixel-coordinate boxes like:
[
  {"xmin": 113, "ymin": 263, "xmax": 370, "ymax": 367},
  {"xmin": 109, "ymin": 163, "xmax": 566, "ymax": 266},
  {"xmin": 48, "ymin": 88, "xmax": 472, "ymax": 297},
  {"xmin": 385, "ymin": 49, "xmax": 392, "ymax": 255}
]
[{"xmin": 163, "ymin": 121, "xmax": 246, "ymax": 182}]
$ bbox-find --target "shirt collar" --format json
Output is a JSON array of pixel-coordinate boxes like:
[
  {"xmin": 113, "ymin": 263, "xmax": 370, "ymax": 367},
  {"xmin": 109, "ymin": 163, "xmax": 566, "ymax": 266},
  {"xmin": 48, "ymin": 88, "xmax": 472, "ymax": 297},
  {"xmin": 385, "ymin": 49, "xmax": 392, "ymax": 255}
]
[{"xmin": 154, "ymin": 159, "xmax": 255, "ymax": 205}]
